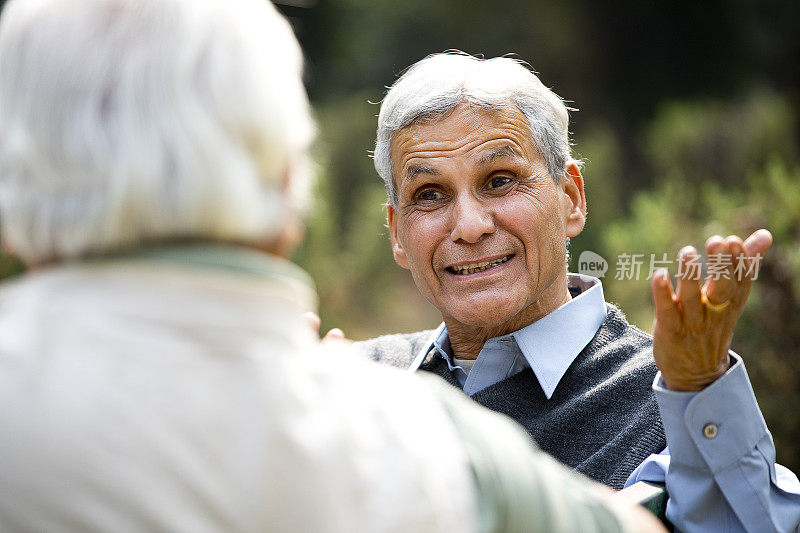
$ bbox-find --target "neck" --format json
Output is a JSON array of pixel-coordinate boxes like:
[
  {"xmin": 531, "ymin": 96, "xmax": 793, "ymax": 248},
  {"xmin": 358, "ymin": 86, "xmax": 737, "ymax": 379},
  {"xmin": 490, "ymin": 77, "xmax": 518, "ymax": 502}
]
[{"xmin": 444, "ymin": 276, "xmax": 573, "ymax": 360}]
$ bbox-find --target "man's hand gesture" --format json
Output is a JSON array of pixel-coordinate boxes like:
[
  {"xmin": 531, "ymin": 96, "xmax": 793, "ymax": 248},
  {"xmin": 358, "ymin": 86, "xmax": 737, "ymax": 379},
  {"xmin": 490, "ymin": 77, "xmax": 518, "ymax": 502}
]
[{"xmin": 650, "ymin": 229, "xmax": 772, "ymax": 391}]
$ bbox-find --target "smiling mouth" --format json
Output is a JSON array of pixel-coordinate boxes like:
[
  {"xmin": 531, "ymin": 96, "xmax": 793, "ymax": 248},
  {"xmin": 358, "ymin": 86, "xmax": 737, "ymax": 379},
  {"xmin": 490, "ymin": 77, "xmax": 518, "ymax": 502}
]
[{"xmin": 446, "ymin": 255, "xmax": 513, "ymax": 275}]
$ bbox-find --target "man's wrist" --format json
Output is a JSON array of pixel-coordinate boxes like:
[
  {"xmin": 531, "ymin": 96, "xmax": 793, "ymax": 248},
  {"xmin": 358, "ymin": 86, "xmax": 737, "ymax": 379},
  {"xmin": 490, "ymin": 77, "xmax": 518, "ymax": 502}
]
[
  {"xmin": 661, "ymin": 359, "xmax": 732, "ymax": 392},
  {"xmin": 655, "ymin": 353, "xmax": 770, "ymax": 472}
]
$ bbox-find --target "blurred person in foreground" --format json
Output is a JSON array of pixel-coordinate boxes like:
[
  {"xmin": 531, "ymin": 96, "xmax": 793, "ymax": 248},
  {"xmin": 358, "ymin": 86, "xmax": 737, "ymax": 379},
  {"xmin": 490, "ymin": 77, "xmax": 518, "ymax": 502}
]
[
  {"xmin": 356, "ymin": 52, "xmax": 800, "ymax": 532},
  {"xmin": 0, "ymin": 1, "xmax": 667, "ymax": 532}
]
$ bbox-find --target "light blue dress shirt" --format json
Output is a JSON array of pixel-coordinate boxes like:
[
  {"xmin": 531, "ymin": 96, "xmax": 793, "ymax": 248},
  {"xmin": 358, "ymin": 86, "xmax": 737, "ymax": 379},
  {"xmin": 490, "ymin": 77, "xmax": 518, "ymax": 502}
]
[{"xmin": 410, "ymin": 274, "xmax": 800, "ymax": 532}]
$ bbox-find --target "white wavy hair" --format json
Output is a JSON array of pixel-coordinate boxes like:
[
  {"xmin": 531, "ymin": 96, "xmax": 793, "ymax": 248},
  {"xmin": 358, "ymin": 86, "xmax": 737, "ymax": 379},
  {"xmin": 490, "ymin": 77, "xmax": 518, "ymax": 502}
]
[
  {"xmin": 0, "ymin": 0, "xmax": 314, "ymax": 264},
  {"xmin": 374, "ymin": 52, "xmax": 573, "ymax": 206}
]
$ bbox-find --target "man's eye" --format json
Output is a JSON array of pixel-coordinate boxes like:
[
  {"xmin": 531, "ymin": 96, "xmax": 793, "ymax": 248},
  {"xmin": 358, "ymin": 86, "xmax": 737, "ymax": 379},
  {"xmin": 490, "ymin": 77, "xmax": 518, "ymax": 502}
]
[
  {"xmin": 417, "ymin": 189, "xmax": 443, "ymax": 201},
  {"xmin": 489, "ymin": 176, "xmax": 513, "ymax": 188}
]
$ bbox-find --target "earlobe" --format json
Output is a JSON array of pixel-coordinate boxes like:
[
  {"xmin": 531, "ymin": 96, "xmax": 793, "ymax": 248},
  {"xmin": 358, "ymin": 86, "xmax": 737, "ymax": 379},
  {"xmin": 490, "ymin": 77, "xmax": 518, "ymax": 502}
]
[
  {"xmin": 387, "ymin": 204, "xmax": 410, "ymax": 269},
  {"xmin": 562, "ymin": 162, "xmax": 587, "ymax": 238}
]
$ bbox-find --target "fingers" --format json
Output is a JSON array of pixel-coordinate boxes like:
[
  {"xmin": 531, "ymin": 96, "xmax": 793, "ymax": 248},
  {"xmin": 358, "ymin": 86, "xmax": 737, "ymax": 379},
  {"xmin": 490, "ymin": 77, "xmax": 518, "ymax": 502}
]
[
  {"xmin": 651, "ymin": 268, "xmax": 679, "ymax": 331},
  {"xmin": 743, "ymin": 228, "xmax": 772, "ymax": 257},
  {"xmin": 676, "ymin": 246, "xmax": 703, "ymax": 320},
  {"xmin": 305, "ymin": 312, "xmax": 350, "ymax": 344},
  {"xmin": 703, "ymin": 235, "xmax": 737, "ymax": 305},
  {"xmin": 321, "ymin": 328, "xmax": 352, "ymax": 345},
  {"xmin": 740, "ymin": 229, "xmax": 772, "ymax": 292},
  {"xmin": 322, "ymin": 328, "xmax": 345, "ymax": 342},
  {"xmin": 702, "ymin": 229, "xmax": 770, "ymax": 309},
  {"xmin": 652, "ymin": 231, "xmax": 770, "ymax": 392}
]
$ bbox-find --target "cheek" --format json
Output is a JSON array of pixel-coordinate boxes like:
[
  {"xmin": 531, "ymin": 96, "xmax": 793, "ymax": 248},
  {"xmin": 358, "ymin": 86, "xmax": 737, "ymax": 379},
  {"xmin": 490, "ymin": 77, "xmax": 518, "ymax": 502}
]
[
  {"xmin": 398, "ymin": 214, "xmax": 448, "ymax": 261},
  {"xmin": 503, "ymin": 192, "xmax": 563, "ymax": 233},
  {"xmin": 495, "ymin": 200, "xmax": 565, "ymax": 264},
  {"xmin": 494, "ymin": 198, "xmax": 550, "ymax": 237}
]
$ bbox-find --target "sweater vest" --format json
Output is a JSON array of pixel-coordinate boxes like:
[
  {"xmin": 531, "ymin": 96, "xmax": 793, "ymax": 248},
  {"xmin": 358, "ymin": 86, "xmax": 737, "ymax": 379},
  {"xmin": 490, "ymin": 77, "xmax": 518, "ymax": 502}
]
[{"xmin": 355, "ymin": 304, "xmax": 666, "ymax": 489}]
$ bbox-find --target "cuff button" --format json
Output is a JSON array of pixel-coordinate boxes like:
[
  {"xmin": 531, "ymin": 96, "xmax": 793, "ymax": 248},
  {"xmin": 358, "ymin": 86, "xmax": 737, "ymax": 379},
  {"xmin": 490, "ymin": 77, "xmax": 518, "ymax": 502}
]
[{"xmin": 703, "ymin": 423, "xmax": 718, "ymax": 439}]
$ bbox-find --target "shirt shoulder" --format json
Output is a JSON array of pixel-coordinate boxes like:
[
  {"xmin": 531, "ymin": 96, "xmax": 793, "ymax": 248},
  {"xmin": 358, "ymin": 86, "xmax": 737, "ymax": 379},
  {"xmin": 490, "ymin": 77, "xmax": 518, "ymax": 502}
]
[{"xmin": 351, "ymin": 330, "xmax": 436, "ymax": 369}]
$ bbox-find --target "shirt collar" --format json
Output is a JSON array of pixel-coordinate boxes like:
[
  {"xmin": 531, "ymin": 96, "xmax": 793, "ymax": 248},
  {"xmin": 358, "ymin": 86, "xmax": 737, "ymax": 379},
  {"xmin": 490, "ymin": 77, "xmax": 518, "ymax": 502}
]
[
  {"xmin": 511, "ymin": 274, "xmax": 606, "ymax": 398},
  {"xmin": 410, "ymin": 274, "xmax": 607, "ymax": 399}
]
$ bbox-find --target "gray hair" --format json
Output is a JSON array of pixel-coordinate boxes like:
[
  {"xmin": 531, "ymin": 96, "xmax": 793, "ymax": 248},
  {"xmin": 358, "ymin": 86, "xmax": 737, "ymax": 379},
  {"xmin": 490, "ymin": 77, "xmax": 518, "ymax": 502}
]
[
  {"xmin": 374, "ymin": 52, "xmax": 572, "ymax": 206},
  {"xmin": 0, "ymin": 0, "xmax": 315, "ymax": 264}
]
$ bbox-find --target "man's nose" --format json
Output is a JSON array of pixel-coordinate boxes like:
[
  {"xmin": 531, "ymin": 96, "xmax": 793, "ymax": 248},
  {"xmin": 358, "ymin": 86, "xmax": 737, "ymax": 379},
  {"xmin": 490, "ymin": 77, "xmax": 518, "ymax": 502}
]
[{"xmin": 449, "ymin": 193, "xmax": 495, "ymax": 243}]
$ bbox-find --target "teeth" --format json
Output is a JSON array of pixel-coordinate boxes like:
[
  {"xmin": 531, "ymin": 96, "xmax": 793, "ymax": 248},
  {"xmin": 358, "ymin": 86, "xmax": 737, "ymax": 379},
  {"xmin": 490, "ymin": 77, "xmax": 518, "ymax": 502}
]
[{"xmin": 449, "ymin": 255, "xmax": 511, "ymax": 275}]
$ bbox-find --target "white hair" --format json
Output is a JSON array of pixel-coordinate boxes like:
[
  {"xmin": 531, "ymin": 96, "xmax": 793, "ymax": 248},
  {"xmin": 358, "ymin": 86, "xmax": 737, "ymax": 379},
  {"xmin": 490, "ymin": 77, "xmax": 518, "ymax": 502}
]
[
  {"xmin": 0, "ymin": 0, "xmax": 315, "ymax": 264},
  {"xmin": 374, "ymin": 52, "xmax": 572, "ymax": 206}
]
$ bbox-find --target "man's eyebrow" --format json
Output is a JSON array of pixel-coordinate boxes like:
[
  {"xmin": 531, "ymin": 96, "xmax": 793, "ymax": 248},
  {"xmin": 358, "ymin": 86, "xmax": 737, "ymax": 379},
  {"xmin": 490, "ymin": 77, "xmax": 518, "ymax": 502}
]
[
  {"xmin": 404, "ymin": 164, "xmax": 439, "ymax": 182},
  {"xmin": 479, "ymin": 145, "xmax": 522, "ymax": 165}
]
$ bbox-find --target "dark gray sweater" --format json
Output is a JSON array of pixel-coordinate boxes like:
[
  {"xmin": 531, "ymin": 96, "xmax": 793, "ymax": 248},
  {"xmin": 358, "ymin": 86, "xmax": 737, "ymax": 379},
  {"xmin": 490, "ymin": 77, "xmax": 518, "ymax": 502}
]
[{"xmin": 354, "ymin": 304, "xmax": 666, "ymax": 490}]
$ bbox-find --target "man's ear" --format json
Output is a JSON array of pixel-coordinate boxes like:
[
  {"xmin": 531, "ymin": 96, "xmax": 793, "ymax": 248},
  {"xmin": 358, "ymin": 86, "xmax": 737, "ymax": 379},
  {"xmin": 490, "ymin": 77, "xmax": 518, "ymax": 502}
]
[
  {"xmin": 386, "ymin": 204, "xmax": 410, "ymax": 269},
  {"xmin": 562, "ymin": 161, "xmax": 587, "ymax": 238}
]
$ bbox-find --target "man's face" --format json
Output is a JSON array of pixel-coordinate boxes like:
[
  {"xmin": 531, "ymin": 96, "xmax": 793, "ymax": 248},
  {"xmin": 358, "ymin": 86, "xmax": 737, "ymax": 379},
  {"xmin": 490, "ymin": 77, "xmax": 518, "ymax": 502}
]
[{"xmin": 387, "ymin": 104, "xmax": 586, "ymax": 330}]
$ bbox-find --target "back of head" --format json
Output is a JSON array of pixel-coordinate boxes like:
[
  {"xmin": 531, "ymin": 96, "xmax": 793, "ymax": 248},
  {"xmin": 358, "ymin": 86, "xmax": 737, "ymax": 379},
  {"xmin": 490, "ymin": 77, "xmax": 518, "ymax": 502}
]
[
  {"xmin": 374, "ymin": 52, "xmax": 572, "ymax": 205},
  {"xmin": 0, "ymin": 0, "xmax": 314, "ymax": 265}
]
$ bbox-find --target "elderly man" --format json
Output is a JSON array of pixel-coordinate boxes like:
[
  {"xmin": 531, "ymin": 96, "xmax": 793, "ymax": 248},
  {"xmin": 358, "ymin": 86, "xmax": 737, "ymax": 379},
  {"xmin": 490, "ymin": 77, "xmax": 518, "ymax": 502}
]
[
  {"xmin": 357, "ymin": 52, "xmax": 800, "ymax": 531},
  {"xmin": 0, "ymin": 2, "xmax": 668, "ymax": 531}
]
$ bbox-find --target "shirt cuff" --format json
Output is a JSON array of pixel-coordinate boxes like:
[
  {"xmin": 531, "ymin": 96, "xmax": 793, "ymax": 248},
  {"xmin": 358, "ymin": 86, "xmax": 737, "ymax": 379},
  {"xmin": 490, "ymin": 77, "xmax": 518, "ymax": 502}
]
[{"xmin": 653, "ymin": 353, "xmax": 770, "ymax": 473}]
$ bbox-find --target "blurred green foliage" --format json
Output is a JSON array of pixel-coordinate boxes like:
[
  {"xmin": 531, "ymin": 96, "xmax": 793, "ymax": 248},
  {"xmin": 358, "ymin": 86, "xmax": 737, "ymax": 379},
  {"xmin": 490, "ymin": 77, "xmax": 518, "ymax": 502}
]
[{"xmin": 578, "ymin": 92, "xmax": 800, "ymax": 470}]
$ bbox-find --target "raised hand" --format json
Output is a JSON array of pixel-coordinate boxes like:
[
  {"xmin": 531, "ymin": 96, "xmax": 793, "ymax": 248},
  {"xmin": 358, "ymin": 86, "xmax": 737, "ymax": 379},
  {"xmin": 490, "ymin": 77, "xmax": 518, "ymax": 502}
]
[
  {"xmin": 650, "ymin": 229, "xmax": 772, "ymax": 391},
  {"xmin": 304, "ymin": 312, "xmax": 348, "ymax": 343}
]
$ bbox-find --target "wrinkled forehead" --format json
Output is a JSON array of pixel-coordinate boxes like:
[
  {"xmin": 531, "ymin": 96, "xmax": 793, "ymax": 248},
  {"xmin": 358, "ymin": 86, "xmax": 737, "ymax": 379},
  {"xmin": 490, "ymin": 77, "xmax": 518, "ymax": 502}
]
[{"xmin": 389, "ymin": 104, "xmax": 538, "ymax": 176}]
